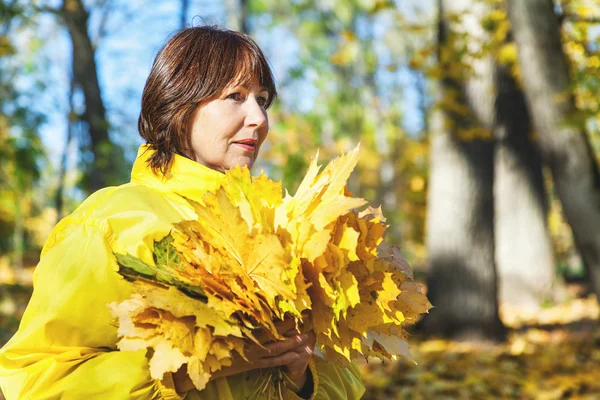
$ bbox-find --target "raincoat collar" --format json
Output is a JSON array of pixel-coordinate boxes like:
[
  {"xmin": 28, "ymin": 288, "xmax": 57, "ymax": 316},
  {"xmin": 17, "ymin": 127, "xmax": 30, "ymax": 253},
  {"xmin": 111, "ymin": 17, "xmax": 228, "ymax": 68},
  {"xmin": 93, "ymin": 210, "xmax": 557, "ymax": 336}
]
[{"xmin": 130, "ymin": 145, "xmax": 225, "ymax": 200}]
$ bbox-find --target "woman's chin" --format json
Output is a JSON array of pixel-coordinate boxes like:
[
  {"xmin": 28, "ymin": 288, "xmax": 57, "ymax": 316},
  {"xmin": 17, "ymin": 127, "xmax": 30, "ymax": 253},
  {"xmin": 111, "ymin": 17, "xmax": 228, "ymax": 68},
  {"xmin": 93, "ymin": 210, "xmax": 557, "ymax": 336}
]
[{"xmin": 226, "ymin": 157, "xmax": 255, "ymax": 171}]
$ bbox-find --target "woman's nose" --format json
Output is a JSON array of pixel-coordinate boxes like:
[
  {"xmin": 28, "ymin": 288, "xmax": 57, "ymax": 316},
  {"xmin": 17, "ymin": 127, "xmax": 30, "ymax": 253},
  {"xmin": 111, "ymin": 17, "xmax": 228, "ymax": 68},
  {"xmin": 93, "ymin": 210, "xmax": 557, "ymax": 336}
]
[{"xmin": 244, "ymin": 96, "xmax": 268, "ymax": 128}]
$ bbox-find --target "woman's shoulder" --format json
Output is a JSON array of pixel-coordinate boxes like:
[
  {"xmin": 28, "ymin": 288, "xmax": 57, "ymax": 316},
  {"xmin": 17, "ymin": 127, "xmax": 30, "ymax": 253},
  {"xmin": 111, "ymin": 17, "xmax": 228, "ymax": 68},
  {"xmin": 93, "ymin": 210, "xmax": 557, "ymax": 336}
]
[
  {"xmin": 60, "ymin": 183, "xmax": 170, "ymax": 226},
  {"xmin": 43, "ymin": 183, "xmax": 182, "ymax": 257}
]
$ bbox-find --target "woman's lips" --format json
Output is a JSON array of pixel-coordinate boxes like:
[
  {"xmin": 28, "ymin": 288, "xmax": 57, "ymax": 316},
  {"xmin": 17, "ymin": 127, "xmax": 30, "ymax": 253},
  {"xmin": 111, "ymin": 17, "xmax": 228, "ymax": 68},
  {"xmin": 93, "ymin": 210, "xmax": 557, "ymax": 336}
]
[
  {"xmin": 235, "ymin": 143, "xmax": 256, "ymax": 151},
  {"xmin": 234, "ymin": 140, "xmax": 257, "ymax": 152}
]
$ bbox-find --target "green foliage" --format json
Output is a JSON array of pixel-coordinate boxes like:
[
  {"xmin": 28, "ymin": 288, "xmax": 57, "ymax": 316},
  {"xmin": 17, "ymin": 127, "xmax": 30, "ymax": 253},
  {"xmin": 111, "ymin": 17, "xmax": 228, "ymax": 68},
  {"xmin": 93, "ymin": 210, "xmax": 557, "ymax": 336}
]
[
  {"xmin": 0, "ymin": 5, "xmax": 46, "ymax": 257},
  {"xmin": 115, "ymin": 235, "xmax": 208, "ymax": 302},
  {"xmin": 115, "ymin": 252, "xmax": 157, "ymax": 278}
]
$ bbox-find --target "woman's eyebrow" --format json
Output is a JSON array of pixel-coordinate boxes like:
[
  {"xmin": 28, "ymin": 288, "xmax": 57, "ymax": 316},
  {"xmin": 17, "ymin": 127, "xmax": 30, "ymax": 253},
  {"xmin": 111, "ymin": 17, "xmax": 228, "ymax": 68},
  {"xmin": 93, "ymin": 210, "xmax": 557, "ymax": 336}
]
[{"xmin": 238, "ymin": 84, "xmax": 268, "ymax": 93}]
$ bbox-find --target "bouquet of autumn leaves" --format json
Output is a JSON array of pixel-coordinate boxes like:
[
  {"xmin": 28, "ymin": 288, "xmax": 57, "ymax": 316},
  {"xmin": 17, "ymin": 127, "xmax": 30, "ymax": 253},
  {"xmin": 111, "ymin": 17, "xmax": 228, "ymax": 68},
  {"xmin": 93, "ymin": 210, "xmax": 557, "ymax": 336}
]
[{"xmin": 108, "ymin": 147, "xmax": 431, "ymax": 393}]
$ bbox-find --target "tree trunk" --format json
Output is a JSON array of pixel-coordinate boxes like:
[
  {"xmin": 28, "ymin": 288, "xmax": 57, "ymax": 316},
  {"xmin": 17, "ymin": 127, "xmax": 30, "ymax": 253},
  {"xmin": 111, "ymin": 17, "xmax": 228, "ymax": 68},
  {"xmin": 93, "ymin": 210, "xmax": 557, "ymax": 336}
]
[
  {"xmin": 421, "ymin": 0, "xmax": 504, "ymax": 341},
  {"xmin": 61, "ymin": 0, "xmax": 119, "ymax": 193},
  {"xmin": 506, "ymin": 0, "xmax": 600, "ymax": 300},
  {"xmin": 55, "ymin": 79, "xmax": 76, "ymax": 223},
  {"xmin": 493, "ymin": 61, "xmax": 557, "ymax": 310}
]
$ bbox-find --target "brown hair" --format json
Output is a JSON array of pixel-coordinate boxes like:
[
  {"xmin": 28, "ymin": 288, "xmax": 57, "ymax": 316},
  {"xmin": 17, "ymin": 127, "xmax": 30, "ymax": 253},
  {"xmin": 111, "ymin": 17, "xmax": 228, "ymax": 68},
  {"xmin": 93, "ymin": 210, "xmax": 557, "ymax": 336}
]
[{"xmin": 138, "ymin": 26, "xmax": 277, "ymax": 175}]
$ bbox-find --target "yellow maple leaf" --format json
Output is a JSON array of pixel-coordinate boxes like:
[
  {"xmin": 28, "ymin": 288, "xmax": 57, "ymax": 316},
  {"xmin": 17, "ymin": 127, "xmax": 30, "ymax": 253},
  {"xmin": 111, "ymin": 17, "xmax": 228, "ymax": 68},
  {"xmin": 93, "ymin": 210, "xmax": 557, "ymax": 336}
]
[
  {"xmin": 394, "ymin": 281, "xmax": 432, "ymax": 322},
  {"xmin": 150, "ymin": 341, "xmax": 188, "ymax": 379},
  {"xmin": 362, "ymin": 330, "xmax": 412, "ymax": 360},
  {"xmin": 108, "ymin": 283, "xmax": 247, "ymax": 390},
  {"xmin": 221, "ymin": 166, "xmax": 282, "ymax": 232},
  {"xmin": 338, "ymin": 225, "xmax": 361, "ymax": 262},
  {"xmin": 358, "ymin": 205, "xmax": 386, "ymax": 223},
  {"xmin": 378, "ymin": 241, "xmax": 413, "ymax": 279},
  {"xmin": 276, "ymin": 146, "xmax": 367, "ymax": 263},
  {"xmin": 332, "ymin": 269, "xmax": 360, "ymax": 318},
  {"xmin": 172, "ymin": 188, "xmax": 301, "ymax": 336}
]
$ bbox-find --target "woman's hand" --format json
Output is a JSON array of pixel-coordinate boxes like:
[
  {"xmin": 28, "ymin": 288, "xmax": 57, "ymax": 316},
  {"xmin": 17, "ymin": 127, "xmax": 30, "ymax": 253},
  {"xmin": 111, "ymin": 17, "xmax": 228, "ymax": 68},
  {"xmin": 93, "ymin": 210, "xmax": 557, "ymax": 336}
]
[
  {"xmin": 212, "ymin": 329, "xmax": 312, "ymax": 379},
  {"xmin": 173, "ymin": 319, "xmax": 316, "ymax": 394},
  {"xmin": 281, "ymin": 329, "xmax": 316, "ymax": 392}
]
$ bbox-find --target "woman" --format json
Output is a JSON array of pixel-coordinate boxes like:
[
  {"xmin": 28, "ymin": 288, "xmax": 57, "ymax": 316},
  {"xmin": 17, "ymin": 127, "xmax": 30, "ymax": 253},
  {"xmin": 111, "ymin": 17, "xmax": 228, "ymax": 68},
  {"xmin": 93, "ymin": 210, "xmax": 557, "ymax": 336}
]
[{"xmin": 0, "ymin": 27, "xmax": 365, "ymax": 399}]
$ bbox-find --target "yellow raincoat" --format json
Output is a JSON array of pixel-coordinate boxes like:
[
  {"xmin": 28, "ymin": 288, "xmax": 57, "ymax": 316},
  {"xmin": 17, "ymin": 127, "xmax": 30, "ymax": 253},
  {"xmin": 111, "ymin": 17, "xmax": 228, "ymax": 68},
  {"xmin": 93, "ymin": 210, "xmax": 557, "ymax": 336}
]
[{"xmin": 0, "ymin": 146, "xmax": 365, "ymax": 400}]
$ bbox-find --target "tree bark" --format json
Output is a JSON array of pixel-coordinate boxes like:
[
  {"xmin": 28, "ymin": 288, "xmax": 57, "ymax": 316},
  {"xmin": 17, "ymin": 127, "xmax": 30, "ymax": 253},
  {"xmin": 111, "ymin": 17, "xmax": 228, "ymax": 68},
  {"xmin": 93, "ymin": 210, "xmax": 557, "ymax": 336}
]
[
  {"xmin": 61, "ymin": 0, "xmax": 120, "ymax": 193},
  {"xmin": 55, "ymin": 78, "xmax": 76, "ymax": 223},
  {"xmin": 421, "ymin": 0, "xmax": 505, "ymax": 341},
  {"xmin": 493, "ymin": 61, "xmax": 557, "ymax": 309},
  {"xmin": 506, "ymin": 0, "xmax": 600, "ymax": 299}
]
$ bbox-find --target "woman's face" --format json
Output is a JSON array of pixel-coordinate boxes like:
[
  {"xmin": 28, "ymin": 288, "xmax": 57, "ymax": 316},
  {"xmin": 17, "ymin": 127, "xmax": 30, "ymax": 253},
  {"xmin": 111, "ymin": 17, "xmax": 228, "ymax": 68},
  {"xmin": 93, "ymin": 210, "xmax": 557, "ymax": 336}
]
[{"xmin": 188, "ymin": 82, "xmax": 270, "ymax": 172}]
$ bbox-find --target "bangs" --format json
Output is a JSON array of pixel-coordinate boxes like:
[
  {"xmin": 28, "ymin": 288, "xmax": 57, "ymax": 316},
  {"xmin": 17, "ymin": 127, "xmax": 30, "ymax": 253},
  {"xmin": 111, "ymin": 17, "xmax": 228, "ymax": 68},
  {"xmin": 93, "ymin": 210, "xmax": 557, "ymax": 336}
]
[
  {"xmin": 210, "ymin": 33, "xmax": 277, "ymax": 108},
  {"xmin": 235, "ymin": 50, "xmax": 275, "ymax": 102}
]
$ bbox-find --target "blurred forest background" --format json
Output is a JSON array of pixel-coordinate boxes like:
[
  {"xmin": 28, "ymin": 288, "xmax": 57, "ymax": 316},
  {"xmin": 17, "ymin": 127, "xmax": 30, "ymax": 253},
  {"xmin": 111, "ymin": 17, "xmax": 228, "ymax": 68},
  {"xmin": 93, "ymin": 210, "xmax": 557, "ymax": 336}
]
[{"xmin": 1, "ymin": 0, "xmax": 600, "ymax": 398}]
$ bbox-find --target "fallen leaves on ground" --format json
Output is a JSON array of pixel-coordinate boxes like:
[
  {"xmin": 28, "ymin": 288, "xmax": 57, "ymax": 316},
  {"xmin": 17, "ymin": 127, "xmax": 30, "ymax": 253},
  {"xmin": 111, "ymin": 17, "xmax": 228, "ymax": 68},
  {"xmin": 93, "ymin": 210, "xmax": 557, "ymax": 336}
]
[{"xmin": 359, "ymin": 293, "xmax": 600, "ymax": 400}]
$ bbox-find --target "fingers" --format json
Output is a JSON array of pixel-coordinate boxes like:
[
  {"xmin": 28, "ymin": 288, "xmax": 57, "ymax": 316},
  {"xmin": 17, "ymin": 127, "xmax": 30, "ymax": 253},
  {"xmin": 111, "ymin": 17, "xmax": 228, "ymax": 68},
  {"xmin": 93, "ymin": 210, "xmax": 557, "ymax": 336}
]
[
  {"xmin": 289, "ymin": 330, "xmax": 316, "ymax": 354},
  {"xmin": 261, "ymin": 334, "xmax": 309, "ymax": 357},
  {"xmin": 290, "ymin": 341, "xmax": 315, "ymax": 358},
  {"xmin": 274, "ymin": 318, "xmax": 298, "ymax": 336},
  {"xmin": 282, "ymin": 343, "xmax": 314, "ymax": 387},
  {"xmin": 216, "ymin": 328, "xmax": 316, "ymax": 379},
  {"xmin": 283, "ymin": 329, "xmax": 300, "ymax": 338},
  {"xmin": 305, "ymin": 330, "xmax": 316, "ymax": 346},
  {"xmin": 251, "ymin": 318, "xmax": 298, "ymax": 344},
  {"xmin": 255, "ymin": 335, "xmax": 314, "ymax": 369},
  {"xmin": 245, "ymin": 333, "xmax": 306, "ymax": 360},
  {"xmin": 301, "ymin": 344, "xmax": 314, "ymax": 356},
  {"xmin": 255, "ymin": 351, "xmax": 300, "ymax": 369}
]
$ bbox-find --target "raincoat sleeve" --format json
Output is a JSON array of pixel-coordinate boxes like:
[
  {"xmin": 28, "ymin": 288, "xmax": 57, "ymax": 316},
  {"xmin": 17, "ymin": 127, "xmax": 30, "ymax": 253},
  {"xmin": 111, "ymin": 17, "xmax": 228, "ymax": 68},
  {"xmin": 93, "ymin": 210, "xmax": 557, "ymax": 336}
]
[
  {"xmin": 0, "ymin": 221, "xmax": 182, "ymax": 400},
  {"xmin": 283, "ymin": 357, "xmax": 365, "ymax": 400}
]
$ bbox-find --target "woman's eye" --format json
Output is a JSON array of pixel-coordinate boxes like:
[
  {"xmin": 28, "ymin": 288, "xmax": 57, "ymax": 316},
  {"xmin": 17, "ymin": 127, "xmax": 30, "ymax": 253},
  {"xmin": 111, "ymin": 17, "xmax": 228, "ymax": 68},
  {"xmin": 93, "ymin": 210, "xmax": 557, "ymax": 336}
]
[
  {"xmin": 226, "ymin": 92, "xmax": 242, "ymax": 101},
  {"xmin": 257, "ymin": 96, "xmax": 268, "ymax": 107}
]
